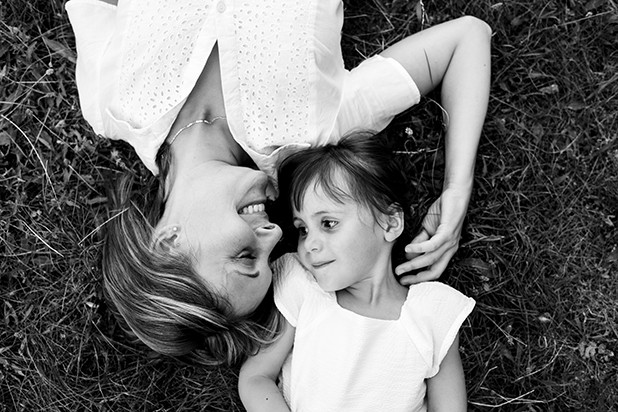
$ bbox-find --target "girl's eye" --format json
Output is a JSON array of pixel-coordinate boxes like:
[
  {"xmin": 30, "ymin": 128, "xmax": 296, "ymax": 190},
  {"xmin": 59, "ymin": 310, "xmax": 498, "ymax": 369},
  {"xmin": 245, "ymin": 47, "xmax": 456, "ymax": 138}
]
[
  {"xmin": 296, "ymin": 226, "xmax": 308, "ymax": 237},
  {"xmin": 322, "ymin": 220, "xmax": 338, "ymax": 230}
]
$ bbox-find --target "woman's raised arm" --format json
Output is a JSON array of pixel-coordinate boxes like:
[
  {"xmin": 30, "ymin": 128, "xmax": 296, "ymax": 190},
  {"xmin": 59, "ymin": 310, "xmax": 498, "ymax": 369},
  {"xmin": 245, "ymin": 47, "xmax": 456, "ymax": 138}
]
[{"xmin": 381, "ymin": 16, "xmax": 492, "ymax": 282}]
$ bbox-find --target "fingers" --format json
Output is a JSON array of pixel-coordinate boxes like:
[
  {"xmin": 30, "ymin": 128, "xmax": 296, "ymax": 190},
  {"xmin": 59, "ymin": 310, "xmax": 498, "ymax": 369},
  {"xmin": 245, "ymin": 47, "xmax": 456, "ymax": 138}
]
[
  {"xmin": 395, "ymin": 232, "xmax": 458, "ymax": 282},
  {"xmin": 405, "ymin": 230, "xmax": 448, "ymax": 255},
  {"xmin": 397, "ymin": 253, "xmax": 452, "ymax": 285},
  {"xmin": 410, "ymin": 228, "xmax": 430, "ymax": 245},
  {"xmin": 395, "ymin": 230, "xmax": 450, "ymax": 275},
  {"xmin": 395, "ymin": 243, "xmax": 454, "ymax": 275}
]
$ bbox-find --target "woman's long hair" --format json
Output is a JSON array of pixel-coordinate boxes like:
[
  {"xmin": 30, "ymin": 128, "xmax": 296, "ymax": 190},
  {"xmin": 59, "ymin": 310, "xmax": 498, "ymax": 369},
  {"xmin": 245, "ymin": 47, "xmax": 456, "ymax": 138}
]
[{"xmin": 101, "ymin": 142, "xmax": 282, "ymax": 366}]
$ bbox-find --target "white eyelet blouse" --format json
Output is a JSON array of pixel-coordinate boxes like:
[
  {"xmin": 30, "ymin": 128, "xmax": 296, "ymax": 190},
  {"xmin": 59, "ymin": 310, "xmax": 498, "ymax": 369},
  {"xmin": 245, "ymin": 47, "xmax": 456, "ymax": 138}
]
[{"xmin": 66, "ymin": 0, "xmax": 420, "ymax": 175}]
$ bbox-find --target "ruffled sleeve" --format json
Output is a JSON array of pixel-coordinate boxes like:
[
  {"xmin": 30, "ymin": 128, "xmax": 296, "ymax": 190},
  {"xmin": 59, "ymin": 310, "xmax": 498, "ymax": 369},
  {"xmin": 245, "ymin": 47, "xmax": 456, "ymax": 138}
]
[
  {"xmin": 332, "ymin": 55, "xmax": 421, "ymax": 140},
  {"xmin": 400, "ymin": 282, "xmax": 475, "ymax": 377}
]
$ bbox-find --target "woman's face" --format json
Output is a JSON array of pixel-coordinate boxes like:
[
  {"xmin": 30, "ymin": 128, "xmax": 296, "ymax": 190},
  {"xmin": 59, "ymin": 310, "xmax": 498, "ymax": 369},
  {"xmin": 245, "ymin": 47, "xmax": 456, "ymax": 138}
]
[{"xmin": 160, "ymin": 163, "xmax": 282, "ymax": 316}]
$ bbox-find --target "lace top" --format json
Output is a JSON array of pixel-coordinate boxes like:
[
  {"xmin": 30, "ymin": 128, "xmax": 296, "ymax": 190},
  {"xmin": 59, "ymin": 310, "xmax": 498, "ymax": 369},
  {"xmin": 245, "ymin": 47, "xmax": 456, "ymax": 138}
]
[{"xmin": 66, "ymin": 0, "xmax": 420, "ymax": 175}]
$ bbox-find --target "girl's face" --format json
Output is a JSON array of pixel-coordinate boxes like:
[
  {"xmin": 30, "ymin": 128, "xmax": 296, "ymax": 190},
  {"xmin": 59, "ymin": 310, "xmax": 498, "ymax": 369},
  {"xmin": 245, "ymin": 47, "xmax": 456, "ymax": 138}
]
[
  {"xmin": 159, "ymin": 163, "xmax": 282, "ymax": 316},
  {"xmin": 292, "ymin": 182, "xmax": 390, "ymax": 292}
]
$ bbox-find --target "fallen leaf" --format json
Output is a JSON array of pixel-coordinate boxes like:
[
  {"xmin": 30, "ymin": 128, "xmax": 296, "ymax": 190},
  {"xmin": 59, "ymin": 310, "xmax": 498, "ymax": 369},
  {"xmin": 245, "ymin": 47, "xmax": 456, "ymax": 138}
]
[{"xmin": 42, "ymin": 36, "xmax": 76, "ymax": 63}]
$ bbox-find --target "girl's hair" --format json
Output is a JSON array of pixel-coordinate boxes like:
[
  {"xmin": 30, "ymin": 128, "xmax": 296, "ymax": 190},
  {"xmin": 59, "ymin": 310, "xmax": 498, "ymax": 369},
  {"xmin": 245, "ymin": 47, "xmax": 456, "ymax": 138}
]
[
  {"xmin": 276, "ymin": 131, "xmax": 418, "ymax": 268},
  {"xmin": 101, "ymin": 142, "xmax": 281, "ymax": 367}
]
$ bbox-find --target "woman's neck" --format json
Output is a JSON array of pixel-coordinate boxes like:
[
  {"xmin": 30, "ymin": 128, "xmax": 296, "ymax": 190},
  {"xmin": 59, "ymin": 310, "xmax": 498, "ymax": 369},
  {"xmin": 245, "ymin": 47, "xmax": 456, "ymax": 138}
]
[
  {"xmin": 164, "ymin": 120, "xmax": 250, "ymax": 196},
  {"xmin": 166, "ymin": 41, "xmax": 247, "ymax": 184}
]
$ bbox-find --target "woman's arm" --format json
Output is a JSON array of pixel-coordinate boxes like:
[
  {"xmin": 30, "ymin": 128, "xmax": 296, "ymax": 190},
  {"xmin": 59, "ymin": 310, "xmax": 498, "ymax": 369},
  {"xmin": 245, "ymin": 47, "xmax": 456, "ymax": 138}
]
[
  {"xmin": 426, "ymin": 334, "xmax": 467, "ymax": 412},
  {"xmin": 380, "ymin": 16, "xmax": 492, "ymax": 283},
  {"xmin": 238, "ymin": 320, "xmax": 295, "ymax": 412}
]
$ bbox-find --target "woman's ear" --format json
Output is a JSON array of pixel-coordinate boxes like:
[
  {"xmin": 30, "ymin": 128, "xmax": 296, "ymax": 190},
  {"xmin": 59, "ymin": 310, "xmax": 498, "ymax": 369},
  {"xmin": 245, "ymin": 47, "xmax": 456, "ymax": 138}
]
[
  {"xmin": 383, "ymin": 204, "xmax": 404, "ymax": 243},
  {"xmin": 153, "ymin": 225, "xmax": 182, "ymax": 252}
]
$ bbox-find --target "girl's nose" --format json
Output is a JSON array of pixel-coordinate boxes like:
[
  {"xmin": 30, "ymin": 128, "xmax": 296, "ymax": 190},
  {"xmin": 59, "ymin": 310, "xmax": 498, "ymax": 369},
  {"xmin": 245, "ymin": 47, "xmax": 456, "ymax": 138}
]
[{"xmin": 305, "ymin": 232, "xmax": 321, "ymax": 253}]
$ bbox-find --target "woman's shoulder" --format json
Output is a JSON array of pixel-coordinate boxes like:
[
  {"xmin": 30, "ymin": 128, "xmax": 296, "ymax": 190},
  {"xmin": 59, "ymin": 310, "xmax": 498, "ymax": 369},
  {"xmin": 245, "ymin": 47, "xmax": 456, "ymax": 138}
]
[{"xmin": 66, "ymin": 0, "xmax": 117, "ymax": 13}]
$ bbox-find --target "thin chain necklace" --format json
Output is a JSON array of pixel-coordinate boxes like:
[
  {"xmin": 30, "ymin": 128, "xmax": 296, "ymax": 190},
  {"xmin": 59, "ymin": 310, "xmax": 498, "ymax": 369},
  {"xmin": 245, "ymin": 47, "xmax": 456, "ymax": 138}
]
[{"xmin": 168, "ymin": 116, "xmax": 227, "ymax": 145}]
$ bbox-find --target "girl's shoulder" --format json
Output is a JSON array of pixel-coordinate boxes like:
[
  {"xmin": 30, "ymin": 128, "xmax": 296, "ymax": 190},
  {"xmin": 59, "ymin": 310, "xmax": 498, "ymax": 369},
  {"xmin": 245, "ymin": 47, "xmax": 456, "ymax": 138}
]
[
  {"xmin": 400, "ymin": 282, "xmax": 475, "ymax": 372},
  {"xmin": 406, "ymin": 281, "xmax": 470, "ymax": 304},
  {"xmin": 400, "ymin": 281, "xmax": 475, "ymax": 338},
  {"xmin": 273, "ymin": 254, "xmax": 324, "ymax": 298},
  {"xmin": 272, "ymin": 253, "xmax": 329, "ymax": 327}
]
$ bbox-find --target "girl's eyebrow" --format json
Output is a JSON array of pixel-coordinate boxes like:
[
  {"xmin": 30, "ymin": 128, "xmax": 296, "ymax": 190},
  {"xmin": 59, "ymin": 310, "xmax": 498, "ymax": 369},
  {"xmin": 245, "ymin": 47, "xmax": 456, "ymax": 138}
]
[
  {"xmin": 295, "ymin": 210, "xmax": 342, "ymax": 219},
  {"xmin": 312, "ymin": 209, "xmax": 346, "ymax": 217}
]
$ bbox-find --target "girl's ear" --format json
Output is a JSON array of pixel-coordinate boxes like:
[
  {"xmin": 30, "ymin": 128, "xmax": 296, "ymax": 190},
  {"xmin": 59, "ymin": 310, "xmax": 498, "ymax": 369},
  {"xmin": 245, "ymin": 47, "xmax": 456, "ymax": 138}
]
[
  {"xmin": 153, "ymin": 225, "xmax": 182, "ymax": 252},
  {"xmin": 383, "ymin": 204, "xmax": 404, "ymax": 243}
]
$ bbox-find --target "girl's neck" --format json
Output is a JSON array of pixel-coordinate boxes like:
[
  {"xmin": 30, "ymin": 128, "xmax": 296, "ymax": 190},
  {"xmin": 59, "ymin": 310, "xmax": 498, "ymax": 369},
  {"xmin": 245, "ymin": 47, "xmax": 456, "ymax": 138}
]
[{"xmin": 336, "ymin": 259, "xmax": 409, "ymax": 320}]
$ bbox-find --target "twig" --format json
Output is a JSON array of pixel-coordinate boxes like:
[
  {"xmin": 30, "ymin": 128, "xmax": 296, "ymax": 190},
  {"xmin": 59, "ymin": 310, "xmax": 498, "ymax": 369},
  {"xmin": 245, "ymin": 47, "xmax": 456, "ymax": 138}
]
[
  {"xmin": 21, "ymin": 219, "xmax": 64, "ymax": 257},
  {"xmin": 469, "ymin": 390, "xmax": 537, "ymax": 408},
  {"xmin": 1, "ymin": 114, "xmax": 56, "ymax": 198},
  {"xmin": 78, "ymin": 208, "xmax": 127, "ymax": 245}
]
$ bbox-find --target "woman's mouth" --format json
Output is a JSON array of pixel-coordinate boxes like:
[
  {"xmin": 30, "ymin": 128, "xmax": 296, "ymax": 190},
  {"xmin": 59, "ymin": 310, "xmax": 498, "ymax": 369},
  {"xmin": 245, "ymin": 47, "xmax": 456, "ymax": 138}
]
[{"xmin": 239, "ymin": 203, "xmax": 266, "ymax": 215}]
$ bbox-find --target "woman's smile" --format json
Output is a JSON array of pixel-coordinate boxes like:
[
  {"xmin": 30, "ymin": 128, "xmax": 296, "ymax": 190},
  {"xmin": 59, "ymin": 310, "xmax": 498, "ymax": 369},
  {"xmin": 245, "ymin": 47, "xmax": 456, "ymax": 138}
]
[{"xmin": 239, "ymin": 203, "xmax": 266, "ymax": 215}]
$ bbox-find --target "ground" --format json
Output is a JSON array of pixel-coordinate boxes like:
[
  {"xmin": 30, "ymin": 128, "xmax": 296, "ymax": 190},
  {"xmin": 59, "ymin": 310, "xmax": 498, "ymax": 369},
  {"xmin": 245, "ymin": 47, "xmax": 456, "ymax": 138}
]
[{"xmin": 1, "ymin": 0, "xmax": 617, "ymax": 411}]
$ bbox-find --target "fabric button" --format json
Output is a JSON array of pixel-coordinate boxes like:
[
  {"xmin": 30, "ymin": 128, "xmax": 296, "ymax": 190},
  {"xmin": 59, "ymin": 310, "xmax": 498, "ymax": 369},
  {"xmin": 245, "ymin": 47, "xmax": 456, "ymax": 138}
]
[{"xmin": 217, "ymin": 1, "xmax": 226, "ymax": 12}]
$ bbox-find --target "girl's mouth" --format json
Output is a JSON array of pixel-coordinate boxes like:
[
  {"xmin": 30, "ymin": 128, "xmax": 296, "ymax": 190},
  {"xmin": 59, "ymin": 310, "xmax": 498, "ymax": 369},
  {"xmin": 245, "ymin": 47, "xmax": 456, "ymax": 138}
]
[{"xmin": 312, "ymin": 260, "xmax": 334, "ymax": 269}]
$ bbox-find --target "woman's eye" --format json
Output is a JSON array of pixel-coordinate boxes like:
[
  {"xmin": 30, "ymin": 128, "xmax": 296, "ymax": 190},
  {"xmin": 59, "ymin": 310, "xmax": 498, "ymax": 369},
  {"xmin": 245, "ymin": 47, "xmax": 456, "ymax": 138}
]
[
  {"xmin": 236, "ymin": 251, "xmax": 256, "ymax": 263},
  {"xmin": 322, "ymin": 220, "xmax": 338, "ymax": 229}
]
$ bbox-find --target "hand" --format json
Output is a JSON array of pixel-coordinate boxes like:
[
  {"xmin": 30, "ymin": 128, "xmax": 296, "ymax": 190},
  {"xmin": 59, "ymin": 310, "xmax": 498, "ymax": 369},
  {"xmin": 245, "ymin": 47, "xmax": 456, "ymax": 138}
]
[{"xmin": 395, "ymin": 186, "xmax": 470, "ymax": 284}]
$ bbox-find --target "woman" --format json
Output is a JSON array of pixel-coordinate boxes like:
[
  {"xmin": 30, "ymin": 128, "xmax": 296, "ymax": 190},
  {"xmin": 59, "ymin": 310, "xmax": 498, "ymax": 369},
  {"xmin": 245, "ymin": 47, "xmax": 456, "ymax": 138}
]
[{"xmin": 66, "ymin": 0, "xmax": 491, "ymax": 365}]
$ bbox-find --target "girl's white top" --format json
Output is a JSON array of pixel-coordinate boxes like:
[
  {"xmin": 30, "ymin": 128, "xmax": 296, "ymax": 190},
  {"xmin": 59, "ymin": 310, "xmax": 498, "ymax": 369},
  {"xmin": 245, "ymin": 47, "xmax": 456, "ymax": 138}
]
[
  {"xmin": 65, "ymin": 0, "xmax": 420, "ymax": 175},
  {"xmin": 274, "ymin": 254, "xmax": 475, "ymax": 412}
]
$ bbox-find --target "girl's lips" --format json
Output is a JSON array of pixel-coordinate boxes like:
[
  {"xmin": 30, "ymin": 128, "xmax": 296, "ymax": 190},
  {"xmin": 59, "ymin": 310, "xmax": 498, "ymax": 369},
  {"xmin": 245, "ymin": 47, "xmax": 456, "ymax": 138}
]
[{"xmin": 311, "ymin": 260, "xmax": 334, "ymax": 269}]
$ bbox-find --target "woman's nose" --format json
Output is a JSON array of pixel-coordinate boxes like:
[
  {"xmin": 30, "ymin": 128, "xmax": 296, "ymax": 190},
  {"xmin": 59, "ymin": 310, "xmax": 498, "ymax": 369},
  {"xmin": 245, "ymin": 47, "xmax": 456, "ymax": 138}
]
[{"xmin": 256, "ymin": 223, "xmax": 283, "ymax": 250}]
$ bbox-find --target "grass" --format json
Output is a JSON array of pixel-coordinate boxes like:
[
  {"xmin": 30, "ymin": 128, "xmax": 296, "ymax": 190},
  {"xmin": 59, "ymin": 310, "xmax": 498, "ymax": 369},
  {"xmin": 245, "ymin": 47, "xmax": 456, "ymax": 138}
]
[{"xmin": 1, "ymin": 0, "xmax": 616, "ymax": 410}]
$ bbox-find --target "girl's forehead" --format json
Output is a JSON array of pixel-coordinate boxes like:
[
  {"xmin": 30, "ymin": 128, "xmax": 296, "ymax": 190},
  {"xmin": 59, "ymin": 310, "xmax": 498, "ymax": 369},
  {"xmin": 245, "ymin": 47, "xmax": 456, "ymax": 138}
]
[
  {"xmin": 306, "ymin": 177, "xmax": 352, "ymax": 203},
  {"xmin": 299, "ymin": 181, "xmax": 372, "ymax": 214},
  {"xmin": 291, "ymin": 167, "xmax": 358, "ymax": 213}
]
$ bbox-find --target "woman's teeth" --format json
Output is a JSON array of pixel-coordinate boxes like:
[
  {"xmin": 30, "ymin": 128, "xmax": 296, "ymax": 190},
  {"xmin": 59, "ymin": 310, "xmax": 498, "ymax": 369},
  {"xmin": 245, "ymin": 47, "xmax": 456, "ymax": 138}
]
[{"xmin": 240, "ymin": 203, "xmax": 265, "ymax": 215}]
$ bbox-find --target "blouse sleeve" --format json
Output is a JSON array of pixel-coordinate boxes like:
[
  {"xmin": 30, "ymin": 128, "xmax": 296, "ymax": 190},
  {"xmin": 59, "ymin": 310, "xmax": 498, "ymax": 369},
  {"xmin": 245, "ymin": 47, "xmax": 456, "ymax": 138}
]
[
  {"xmin": 332, "ymin": 55, "xmax": 421, "ymax": 140},
  {"xmin": 65, "ymin": 0, "xmax": 117, "ymax": 135},
  {"xmin": 402, "ymin": 282, "xmax": 475, "ymax": 377},
  {"xmin": 272, "ymin": 254, "xmax": 315, "ymax": 327}
]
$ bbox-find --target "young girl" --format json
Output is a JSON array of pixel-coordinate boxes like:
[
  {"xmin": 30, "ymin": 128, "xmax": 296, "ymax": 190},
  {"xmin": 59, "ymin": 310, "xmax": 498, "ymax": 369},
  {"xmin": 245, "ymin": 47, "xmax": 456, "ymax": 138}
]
[{"xmin": 239, "ymin": 133, "xmax": 475, "ymax": 411}]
